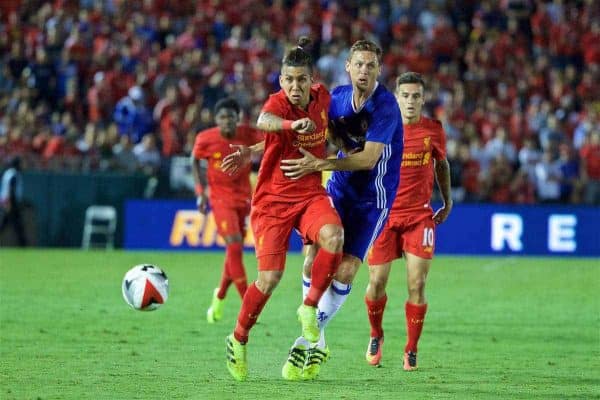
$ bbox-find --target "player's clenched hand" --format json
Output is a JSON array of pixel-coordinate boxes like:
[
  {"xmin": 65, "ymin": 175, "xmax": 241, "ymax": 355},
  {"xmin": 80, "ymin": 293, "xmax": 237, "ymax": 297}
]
[
  {"xmin": 196, "ymin": 194, "xmax": 208, "ymax": 214},
  {"xmin": 432, "ymin": 200, "xmax": 453, "ymax": 224},
  {"xmin": 281, "ymin": 147, "xmax": 325, "ymax": 179},
  {"xmin": 221, "ymin": 144, "xmax": 251, "ymax": 175},
  {"xmin": 292, "ymin": 118, "xmax": 316, "ymax": 134}
]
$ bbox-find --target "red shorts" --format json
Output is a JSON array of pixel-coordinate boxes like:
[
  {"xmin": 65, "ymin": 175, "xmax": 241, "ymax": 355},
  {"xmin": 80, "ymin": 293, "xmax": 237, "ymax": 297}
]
[
  {"xmin": 368, "ymin": 212, "xmax": 435, "ymax": 264},
  {"xmin": 212, "ymin": 202, "xmax": 251, "ymax": 238},
  {"xmin": 251, "ymin": 194, "xmax": 341, "ymax": 271}
]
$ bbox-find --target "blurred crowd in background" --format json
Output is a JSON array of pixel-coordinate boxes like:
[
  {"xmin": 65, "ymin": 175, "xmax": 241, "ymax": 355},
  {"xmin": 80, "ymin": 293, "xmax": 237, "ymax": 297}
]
[{"xmin": 1, "ymin": 0, "xmax": 599, "ymax": 204}]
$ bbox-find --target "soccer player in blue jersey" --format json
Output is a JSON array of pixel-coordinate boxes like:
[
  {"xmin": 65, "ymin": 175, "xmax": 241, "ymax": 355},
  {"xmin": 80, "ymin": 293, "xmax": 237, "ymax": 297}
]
[{"xmin": 279, "ymin": 39, "xmax": 404, "ymax": 380}]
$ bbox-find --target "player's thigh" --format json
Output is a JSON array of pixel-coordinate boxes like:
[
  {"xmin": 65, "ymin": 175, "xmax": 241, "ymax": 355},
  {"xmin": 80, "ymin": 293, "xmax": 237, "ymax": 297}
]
[
  {"xmin": 297, "ymin": 194, "xmax": 342, "ymax": 245},
  {"xmin": 251, "ymin": 206, "xmax": 295, "ymax": 270},
  {"xmin": 342, "ymin": 204, "xmax": 390, "ymax": 262},
  {"xmin": 405, "ymin": 252, "xmax": 431, "ymax": 286},
  {"xmin": 367, "ymin": 222, "xmax": 402, "ymax": 265},
  {"xmin": 402, "ymin": 216, "xmax": 436, "ymax": 260},
  {"xmin": 212, "ymin": 205, "xmax": 244, "ymax": 238}
]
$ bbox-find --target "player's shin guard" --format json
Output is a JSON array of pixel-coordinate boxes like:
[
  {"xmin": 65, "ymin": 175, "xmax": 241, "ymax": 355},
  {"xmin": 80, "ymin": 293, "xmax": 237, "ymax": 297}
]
[
  {"xmin": 304, "ymin": 249, "xmax": 342, "ymax": 307},
  {"xmin": 234, "ymin": 283, "xmax": 270, "ymax": 344},
  {"xmin": 405, "ymin": 302, "xmax": 428, "ymax": 353},
  {"xmin": 365, "ymin": 294, "xmax": 387, "ymax": 338},
  {"xmin": 316, "ymin": 279, "xmax": 352, "ymax": 330},
  {"xmin": 226, "ymin": 242, "xmax": 247, "ymax": 298}
]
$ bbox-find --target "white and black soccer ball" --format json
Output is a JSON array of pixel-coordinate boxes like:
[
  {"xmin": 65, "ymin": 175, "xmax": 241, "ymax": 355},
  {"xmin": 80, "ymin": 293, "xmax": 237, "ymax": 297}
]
[{"xmin": 122, "ymin": 264, "xmax": 169, "ymax": 311}]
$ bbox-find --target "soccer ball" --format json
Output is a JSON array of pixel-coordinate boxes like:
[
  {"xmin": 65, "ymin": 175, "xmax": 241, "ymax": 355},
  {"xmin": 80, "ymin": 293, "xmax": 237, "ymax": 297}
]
[{"xmin": 122, "ymin": 264, "xmax": 169, "ymax": 311}]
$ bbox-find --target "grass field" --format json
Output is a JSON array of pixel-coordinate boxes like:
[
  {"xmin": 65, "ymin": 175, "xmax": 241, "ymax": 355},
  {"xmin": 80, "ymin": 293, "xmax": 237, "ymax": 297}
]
[{"xmin": 1, "ymin": 249, "xmax": 598, "ymax": 399}]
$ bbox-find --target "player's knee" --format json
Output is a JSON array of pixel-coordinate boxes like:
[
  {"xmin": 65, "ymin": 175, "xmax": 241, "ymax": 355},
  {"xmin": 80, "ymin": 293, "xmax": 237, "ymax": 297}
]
[
  {"xmin": 409, "ymin": 276, "xmax": 426, "ymax": 290},
  {"xmin": 318, "ymin": 224, "xmax": 344, "ymax": 253},
  {"xmin": 256, "ymin": 271, "xmax": 283, "ymax": 294},
  {"xmin": 408, "ymin": 277, "xmax": 426, "ymax": 298},
  {"xmin": 370, "ymin": 275, "xmax": 388, "ymax": 294},
  {"xmin": 335, "ymin": 259, "xmax": 359, "ymax": 284}
]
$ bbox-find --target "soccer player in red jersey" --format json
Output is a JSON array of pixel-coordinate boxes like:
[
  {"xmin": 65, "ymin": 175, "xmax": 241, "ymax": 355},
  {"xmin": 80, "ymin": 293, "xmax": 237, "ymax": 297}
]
[
  {"xmin": 365, "ymin": 72, "xmax": 453, "ymax": 370},
  {"xmin": 191, "ymin": 98, "xmax": 263, "ymax": 324},
  {"xmin": 224, "ymin": 38, "xmax": 344, "ymax": 381}
]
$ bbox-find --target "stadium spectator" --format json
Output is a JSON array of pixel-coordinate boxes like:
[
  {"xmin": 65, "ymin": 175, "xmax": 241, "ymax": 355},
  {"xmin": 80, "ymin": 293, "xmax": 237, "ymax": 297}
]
[
  {"xmin": 518, "ymin": 137, "xmax": 542, "ymax": 182},
  {"xmin": 579, "ymin": 131, "xmax": 600, "ymax": 205},
  {"xmin": 481, "ymin": 154, "xmax": 515, "ymax": 203},
  {"xmin": 113, "ymin": 86, "xmax": 154, "ymax": 144},
  {"xmin": 557, "ymin": 143, "xmax": 582, "ymax": 203},
  {"xmin": 190, "ymin": 98, "xmax": 263, "ymax": 324},
  {"xmin": 132, "ymin": 134, "xmax": 161, "ymax": 174},
  {"xmin": 364, "ymin": 72, "xmax": 452, "ymax": 371},
  {"xmin": 112, "ymin": 134, "xmax": 138, "ymax": 173},
  {"xmin": 485, "ymin": 127, "xmax": 517, "ymax": 165},
  {"xmin": 534, "ymin": 147, "xmax": 563, "ymax": 203},
  {"xmin": 87, "ymin": 72, "xmax": 113, "ymax": 125},
  {"xmin": 510, "ymin": 169, "xmax": 537, "ymax": 204},
  {"xmin": 0, "ymin": 156, "xmax": 27, "ymax": 246}
]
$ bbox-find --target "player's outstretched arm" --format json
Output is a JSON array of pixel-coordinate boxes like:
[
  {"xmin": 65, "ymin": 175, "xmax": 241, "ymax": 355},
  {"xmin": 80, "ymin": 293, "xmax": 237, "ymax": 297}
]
[
  {"xmin": 432, "ymin": 158, "xmax": 453, "ymax": 224},
  {"xmin": 221, "ymin": 141, "xmax": 265, "ymax": 175},
  {"xmin": 257, "ymin": 112, "xmax": 316, "ymax": 134},
  {"xmin": 280, "ymin": 141, "xmax": 384, "ymax": 179}
]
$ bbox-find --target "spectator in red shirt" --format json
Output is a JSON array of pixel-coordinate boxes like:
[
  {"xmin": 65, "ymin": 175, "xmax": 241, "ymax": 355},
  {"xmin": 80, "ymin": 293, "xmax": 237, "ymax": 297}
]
[{"xmin": 580, "ymin": 131, "xmax": 600, "ymax": 204}]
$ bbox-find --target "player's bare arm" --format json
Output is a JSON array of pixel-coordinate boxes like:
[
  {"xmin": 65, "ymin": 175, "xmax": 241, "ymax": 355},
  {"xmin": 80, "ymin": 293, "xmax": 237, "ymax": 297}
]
[
  {"xmin": 432, "ymin": 158, "xmax": 453, "ymax": 224},
  {"xmin": 281, "ymin": 141, "xmax": 384, "ymax": 179},
  {"xmin": 257, "ymin": 112, "xmax": 316, "ymax": 134},
  {"xmin": 190, "ymin": 155, "xmax": 209, "ymax": 214},
  {"xmin": 221, "ymin": 141, "xmax": 265, "ymax": 175}
]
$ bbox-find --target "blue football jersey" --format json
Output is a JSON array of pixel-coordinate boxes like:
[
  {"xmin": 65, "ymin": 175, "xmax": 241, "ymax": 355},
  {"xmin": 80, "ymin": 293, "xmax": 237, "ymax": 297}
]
[{"xmin": 327, "ymin": 83, "xmax": 404, "ymax": 209}]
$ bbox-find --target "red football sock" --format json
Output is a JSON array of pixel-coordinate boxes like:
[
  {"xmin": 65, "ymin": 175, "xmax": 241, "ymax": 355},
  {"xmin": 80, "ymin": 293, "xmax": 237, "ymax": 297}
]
[
  {"xmin": 365, "ymin": 294, "xmax": 387, "ymax": 338},
  {"xmin": 405, "ymin": 301, "xmax": 428, "ymax": 353},
  {"xmin": 304, "ymin": 248, "xmax": 342, "ymax": 307},
  {"xmin": 226, "ymin": 242, "xmax": 247, "ymax": 298},
  {"xmin": 234, "ymin": 282, "xmax": 270, "ymax": 344},
  {"xmin": 216, "ymin": 259, "xmax": 231, "ymax": 299}
]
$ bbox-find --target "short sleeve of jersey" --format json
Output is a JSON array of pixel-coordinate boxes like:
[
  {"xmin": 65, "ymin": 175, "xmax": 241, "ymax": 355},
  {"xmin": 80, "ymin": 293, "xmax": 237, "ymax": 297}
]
[
  {"xmin": 261, "ymin": 91, "xmax": 289, "ymax": 118},
  {"xmin": 365, "ymin": 91, "xmax": 400, "ymax": 145},
  {"xmin": 432, "ymin": 121, "xmax": 447, "ymax": 161},
  {"xmin": 192, "ymin": 131, "xmax": 210, "ymax": 159}
]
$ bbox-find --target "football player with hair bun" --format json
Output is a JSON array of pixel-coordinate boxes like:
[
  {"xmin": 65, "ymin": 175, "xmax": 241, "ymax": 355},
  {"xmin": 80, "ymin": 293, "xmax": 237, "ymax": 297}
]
[{"xmin": 223, "ymin": 37, "xmax": 344, "ymax": 382}]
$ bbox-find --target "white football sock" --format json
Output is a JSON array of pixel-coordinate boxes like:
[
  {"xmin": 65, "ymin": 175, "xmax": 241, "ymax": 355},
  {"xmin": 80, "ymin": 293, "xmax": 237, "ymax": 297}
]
[
  {"xmin": 317, "ymin": 279, "xmax": 352, "ymax": 331},
  {"xmin": 317, "ymin": 330, "xmax": 326, "ymax": 349}
]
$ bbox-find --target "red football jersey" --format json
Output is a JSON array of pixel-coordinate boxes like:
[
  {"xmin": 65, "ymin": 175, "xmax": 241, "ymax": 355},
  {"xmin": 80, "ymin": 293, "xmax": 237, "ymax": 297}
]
[
  {"xmin": 390, "ymin": 116, "xmax": 447, "ymax": 216},
  {"xmin": 192, "ymin": 125, "xmax": 263, "ymax": 207},
  {"xmin": 253, "ymin": 83, "xmax": 330, "ymax": 205}
]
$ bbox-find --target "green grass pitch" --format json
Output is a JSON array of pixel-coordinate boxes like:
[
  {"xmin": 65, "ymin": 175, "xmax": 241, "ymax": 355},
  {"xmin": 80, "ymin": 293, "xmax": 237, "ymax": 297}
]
[{"xmin": 1, "ymin": 249, "xmax": 598, "ymax": 399}]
